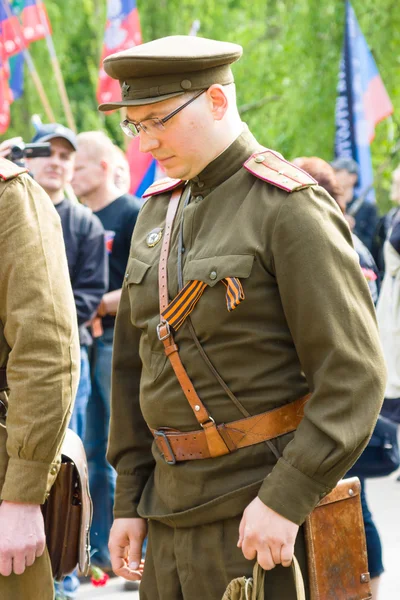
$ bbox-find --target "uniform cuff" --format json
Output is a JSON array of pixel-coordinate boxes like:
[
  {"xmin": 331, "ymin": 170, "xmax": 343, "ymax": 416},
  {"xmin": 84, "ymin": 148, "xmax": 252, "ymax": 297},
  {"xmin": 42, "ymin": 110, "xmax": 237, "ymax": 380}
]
[
  {"xmin": 113, "ymin": 474, "xmax": 148, "ymax": 519},
  {"xmin": 1, "ymin": 458, "xmax": 59, "ymax": 504},
  {"xmin": 258, "ymin": 458, "xmax": 332, "ymax": 525}
]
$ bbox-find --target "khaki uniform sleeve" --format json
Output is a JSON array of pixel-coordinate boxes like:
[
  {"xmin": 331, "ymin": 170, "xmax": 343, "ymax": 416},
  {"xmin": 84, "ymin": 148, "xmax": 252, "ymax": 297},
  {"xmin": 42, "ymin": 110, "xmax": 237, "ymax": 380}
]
[
  {"xmin": 107, "ymin": 281, "xmax": 155, "ymax": 518},
  {"xmin": 258, "ymin": 186, "xmax": 386, "ymax": 525},
  {"xmin": 0, "ymin": 174, "xmax": 79, "ymax": 504}
]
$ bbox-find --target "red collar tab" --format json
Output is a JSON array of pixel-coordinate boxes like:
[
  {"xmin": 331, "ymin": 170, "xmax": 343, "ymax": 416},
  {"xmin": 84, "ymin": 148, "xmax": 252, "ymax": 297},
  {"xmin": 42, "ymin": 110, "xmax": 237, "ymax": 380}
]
[
  {"xmin": 142, "ymin": 177, "xmax": 184, "ymax": 198},
  {"xmin": 244, "ymin": 150, "xmax": 317, "ymax": 192},
  {"xmin": 0, "ymin": 158, "xmax": 28, "ymax": 181}
]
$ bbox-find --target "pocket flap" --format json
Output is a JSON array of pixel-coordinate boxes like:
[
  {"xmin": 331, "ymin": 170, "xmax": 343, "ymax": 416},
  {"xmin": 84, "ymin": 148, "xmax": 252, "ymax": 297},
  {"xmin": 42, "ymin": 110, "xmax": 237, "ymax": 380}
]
[
  {"xmin": 126, "ymin": 258, "xmax": 151, "ymax": 284},
  {"xmin": 185, "ymin": 254, "xmax": 254, "ymax": 287}
]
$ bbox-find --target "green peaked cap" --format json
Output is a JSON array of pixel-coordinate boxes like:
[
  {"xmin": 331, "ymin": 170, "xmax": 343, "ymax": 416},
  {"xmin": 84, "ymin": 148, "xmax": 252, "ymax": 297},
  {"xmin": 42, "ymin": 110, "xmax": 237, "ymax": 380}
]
[{"xmin": 98, "ymin": 35, "xmax": 243, "ymax": 111}]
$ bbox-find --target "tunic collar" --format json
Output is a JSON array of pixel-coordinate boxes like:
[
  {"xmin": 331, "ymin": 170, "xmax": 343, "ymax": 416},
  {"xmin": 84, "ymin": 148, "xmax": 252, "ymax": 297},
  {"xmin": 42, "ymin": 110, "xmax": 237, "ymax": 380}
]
[{"xmin": 190, "ymin": 125, "xmax": 261, "ymax": 197}]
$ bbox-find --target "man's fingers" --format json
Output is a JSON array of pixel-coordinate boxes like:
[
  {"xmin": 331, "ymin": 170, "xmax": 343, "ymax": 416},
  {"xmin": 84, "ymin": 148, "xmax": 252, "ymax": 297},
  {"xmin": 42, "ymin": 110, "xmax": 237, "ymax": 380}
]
[
  {"xmin": 237, "ymin": 516, "xmax": 245, "ymax": 548},
  {"xmin": 35, "ymin": 536, "xmax": 46, "ymax": 558},
  {"xmin": 281, "ymin": 543, "xmax": 295, "ymax": 567},
  {"xmin": 128, "ymin": 537, "xmax": 143, "ymax": 569},
  {"xmin": 256, "ymin": 545, "xmax": 276, "ymax": 571},
  {"xmin": 12, "ymin": 552, "xmax": 27, "ymax": 576},
  {"xmin": 240, "ymin": 529, "xmax": 257, "ymax": 561},
  {"xmin": 109, "ymin": 543, "xmax": 128, "ymax": 574},
  {"xmin": 0, "ymin": 553, "xmax": 12, "ymax": 577}
]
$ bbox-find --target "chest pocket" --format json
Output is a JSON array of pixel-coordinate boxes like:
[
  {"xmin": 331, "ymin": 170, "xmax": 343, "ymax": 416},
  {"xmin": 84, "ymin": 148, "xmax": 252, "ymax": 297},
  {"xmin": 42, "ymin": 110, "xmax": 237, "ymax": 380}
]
[
  {"xmin": 184, "ymin": 254, "xmax": 254, "ymax": 287},
  {"xmin": 125, "ymin": 257, "xmax": 167, "ymax": 381},
  {"xmin": 125, "ymin": 257, "xmax": 151, "ymax": 286}
]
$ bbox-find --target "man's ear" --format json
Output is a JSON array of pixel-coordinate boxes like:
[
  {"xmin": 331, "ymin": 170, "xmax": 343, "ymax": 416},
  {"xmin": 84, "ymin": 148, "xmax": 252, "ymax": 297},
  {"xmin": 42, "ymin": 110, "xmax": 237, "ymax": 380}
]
[{"xmin": 206, "ymin": 85, "xmax": 229, "ymax": 121}]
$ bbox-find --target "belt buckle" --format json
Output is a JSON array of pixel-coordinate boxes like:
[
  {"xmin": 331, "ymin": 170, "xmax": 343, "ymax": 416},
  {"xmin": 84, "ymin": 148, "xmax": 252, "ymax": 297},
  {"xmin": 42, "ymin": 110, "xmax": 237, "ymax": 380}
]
[
  {"xmin": 154, "ymin": 430, "xmax": 176, "ymax": 465},
  {"xmin": 156, "ymin": 320, "xmax": 170, "ymax": 341}
]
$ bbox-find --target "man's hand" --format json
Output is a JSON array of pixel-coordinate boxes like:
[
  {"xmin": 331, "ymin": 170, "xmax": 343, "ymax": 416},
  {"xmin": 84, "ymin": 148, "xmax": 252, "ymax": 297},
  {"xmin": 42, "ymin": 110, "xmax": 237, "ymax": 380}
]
[
  {"xmin": 238, "ymin": 497, "xmax": 299, "ymax": 571},
  {"xmin": 97, "ymin": 289, "xmax": 122, "ymax": 317},
  {"xmin": 0, "ymin": 501, "xmax": 46, "ymax": 576},
  {"xmin": 108, "ymin": 517, "xmax": 147, "ymax": 581},
  {"xmin": 0, "ymin": 137, "xmax": 23, "ymax": 160}
]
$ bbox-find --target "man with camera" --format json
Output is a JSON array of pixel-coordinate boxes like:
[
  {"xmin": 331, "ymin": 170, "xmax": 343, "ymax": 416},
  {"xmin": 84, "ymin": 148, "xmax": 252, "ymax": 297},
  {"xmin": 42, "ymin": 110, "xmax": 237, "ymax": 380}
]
[{"xmin": 0, "ymin": 156, "xmax": 80, "ymax": 598}]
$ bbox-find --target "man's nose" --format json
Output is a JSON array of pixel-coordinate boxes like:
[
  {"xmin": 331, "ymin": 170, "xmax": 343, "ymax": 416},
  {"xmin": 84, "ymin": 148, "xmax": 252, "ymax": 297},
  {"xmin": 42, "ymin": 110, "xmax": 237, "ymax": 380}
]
[{"xmin": 139, "ymin": 131, "xmax": 160, "ymax": 154}]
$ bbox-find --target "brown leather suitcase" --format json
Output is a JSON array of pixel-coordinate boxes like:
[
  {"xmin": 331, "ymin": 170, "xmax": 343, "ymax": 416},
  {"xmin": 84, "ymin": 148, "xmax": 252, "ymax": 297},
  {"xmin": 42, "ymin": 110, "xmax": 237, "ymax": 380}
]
[{"xmin": 305, "ymin": 477, "xmax": 371, "ymax": 600}]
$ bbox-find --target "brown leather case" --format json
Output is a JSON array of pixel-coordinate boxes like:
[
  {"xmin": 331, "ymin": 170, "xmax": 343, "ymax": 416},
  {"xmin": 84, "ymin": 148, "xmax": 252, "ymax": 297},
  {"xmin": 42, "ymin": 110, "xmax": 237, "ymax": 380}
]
[
  {"xmin": 41, "ymin": 429, "xmax": 92, "ymax": 580},
  {"xmin": 305, "ymin": 477, "xmax": 371, "ymax": 600}
]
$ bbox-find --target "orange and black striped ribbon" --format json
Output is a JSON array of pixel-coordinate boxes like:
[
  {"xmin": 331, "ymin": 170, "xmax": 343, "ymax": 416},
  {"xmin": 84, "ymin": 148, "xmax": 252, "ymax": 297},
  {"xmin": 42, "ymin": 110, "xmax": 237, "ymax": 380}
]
[{"xmin": 161, "ymin": 277, "xmax": 244, "ymax": 331}]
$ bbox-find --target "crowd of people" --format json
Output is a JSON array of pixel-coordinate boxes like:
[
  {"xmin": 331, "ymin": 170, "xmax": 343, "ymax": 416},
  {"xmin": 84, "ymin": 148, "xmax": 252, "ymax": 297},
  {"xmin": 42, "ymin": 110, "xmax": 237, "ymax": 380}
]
[{"xmin": 0, "ymin": 33, "xmax": 398, "ymax": 600}]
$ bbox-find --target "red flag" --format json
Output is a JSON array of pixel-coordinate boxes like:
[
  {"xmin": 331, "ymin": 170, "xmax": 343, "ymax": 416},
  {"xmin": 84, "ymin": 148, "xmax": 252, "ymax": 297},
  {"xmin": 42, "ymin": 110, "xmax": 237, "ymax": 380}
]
[
  {"xmin": 21, "ymin": 0, "xmax": 51, "ymax": 44},
  {"xmin": 97, "ymin": 0, "xmax": 142, "ymax": 108},
  {"xmin": 0, "ymin": 55, "xmax": 11, "ymax": 133},
  {"xmin": 0, "ymin": 4, "xmax": 24, "ymax": 58}
]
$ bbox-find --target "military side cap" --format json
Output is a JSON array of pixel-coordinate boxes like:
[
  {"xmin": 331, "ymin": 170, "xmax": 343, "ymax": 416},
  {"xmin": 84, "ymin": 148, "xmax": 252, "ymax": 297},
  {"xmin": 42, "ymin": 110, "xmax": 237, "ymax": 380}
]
[{"xmin": 98, "ymin": 35, "xmax": 243, "ymax": 111}]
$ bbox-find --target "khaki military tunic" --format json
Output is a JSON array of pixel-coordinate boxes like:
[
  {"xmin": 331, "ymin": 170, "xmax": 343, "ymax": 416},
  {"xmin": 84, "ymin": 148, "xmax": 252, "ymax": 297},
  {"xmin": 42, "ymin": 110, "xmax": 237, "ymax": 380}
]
[
  {"xmin": 108, "ymin": 129, "xmax": 386, "ymax": 598},
  {"xmin": 0, "ymin": 160, "xmax": 79, "ymax": 599}
]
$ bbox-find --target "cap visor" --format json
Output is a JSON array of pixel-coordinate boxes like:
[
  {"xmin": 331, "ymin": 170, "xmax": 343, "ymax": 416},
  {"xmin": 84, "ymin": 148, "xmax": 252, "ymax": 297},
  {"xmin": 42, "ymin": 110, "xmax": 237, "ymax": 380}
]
[
  {"xmin": 98, "ymin": 91, "xmax": 185, "ymax": 112},
  {"xmin": 36, "ymin": 133, "xmax": 77, "ymax": 151}
]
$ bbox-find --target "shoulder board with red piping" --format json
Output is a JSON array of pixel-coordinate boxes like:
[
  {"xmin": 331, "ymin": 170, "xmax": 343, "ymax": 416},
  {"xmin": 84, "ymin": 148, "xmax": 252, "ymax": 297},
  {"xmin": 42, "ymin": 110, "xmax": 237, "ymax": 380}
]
[
  {"xmin": 142, "ymin": 177, "xmax": 184, "ymax": 199},
  {"xmin": 0, "ymin": 158, "xmax": 28, "ymax": 182},
  {"xmin": 244, "ymin": 149, "xmax": 317, "ymax": 193}
]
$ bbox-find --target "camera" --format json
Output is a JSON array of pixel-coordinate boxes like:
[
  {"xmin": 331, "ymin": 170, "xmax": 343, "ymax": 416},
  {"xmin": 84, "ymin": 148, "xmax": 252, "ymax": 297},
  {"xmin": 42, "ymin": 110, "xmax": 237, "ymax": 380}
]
[{"xmin": 8, "ymin": 141, "xmax": 51, "ymax": 163}]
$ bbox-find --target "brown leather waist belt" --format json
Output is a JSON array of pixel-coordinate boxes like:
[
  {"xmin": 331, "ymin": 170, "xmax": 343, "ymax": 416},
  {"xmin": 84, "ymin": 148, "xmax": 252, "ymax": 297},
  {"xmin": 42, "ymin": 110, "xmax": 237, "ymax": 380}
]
[{"xmin": 151, "ymin": 394, "xmax": 309, "ymax": 464}]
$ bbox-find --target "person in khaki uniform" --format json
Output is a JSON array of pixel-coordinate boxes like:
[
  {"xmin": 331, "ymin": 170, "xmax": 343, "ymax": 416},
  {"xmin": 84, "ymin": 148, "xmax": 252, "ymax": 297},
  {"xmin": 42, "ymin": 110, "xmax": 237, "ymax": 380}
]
[
  {"xmin": 100, "ymin": 37, "xmax": 386, "ymax": 599},
  {"xmin": 0, "ymin": 158, "xmax": 79, "ymax": 600}
]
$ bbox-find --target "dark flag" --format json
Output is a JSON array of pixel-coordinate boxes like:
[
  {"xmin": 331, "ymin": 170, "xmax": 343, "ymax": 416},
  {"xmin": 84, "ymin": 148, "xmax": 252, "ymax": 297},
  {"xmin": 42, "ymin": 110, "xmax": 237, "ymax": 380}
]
[{"xmin": 335, "ymin": 1, "xmax": 393, "ymax": 202}]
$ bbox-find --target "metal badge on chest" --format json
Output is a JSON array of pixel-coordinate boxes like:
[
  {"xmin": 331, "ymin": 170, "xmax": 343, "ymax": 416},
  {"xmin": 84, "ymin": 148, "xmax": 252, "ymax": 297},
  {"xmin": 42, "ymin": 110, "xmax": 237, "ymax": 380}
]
[{"xmin": 146, "ymin": 227, "xmax": 163, "ymax": 247}]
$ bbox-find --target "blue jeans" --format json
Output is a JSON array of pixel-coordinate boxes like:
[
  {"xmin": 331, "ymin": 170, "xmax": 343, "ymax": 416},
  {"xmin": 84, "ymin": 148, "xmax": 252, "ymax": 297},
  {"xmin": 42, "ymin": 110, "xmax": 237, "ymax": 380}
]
[
  {"xmin": 85, "ymin": 328, "xmax": 116, "ymax": 568},
  {"xmin": 55, "ymin": 346, "xmax": 91, "ymax": 599},
  {"xmin": 360, "ymin": 478, "xmax": 384, "ymax": 578},
  {"xmin": 69, "ymin": 346, "xmax": 91, "ymax": 440}
]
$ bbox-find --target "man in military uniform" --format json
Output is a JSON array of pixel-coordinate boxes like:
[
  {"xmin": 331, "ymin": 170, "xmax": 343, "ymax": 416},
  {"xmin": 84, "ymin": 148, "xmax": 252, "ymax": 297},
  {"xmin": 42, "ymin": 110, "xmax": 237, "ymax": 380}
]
[
  {"xmin": 100, "ymin": 37, "xmax": 386, "ymax": 599},
  {"xmin": 0, "ymin": 158, "xmax": 79, "ymax": 599}
]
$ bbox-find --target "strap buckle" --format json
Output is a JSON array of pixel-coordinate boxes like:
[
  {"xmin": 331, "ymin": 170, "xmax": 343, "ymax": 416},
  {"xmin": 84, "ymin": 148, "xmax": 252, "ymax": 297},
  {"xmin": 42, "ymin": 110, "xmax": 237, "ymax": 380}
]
[
  {"xmin": 156, "ymin": 320, "xmax": 171, "ymax": 341},
  {"xmin": 200, "ymin": 416, "xmax": 215, "ymax": 428},
  {"xmin": 153, "ymin": 430, "xmax": 176, "ymax": 465}
]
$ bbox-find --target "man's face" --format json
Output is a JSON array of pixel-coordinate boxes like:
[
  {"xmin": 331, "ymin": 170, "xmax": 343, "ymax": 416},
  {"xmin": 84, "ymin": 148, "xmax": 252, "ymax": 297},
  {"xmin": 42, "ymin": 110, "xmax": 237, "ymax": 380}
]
[
  {"xmin": 333, "ymin": 169, "xmax": 358, "ymax": 206},
  {"xmin": 126, "ymin": 92, "xmax": 212, "ymax": 181},
  {"xmin": 26, "ymin": 138, "xmax": 75, "ymax": 194},
  {"xmin": 390, "ymin": 167, "xmax": 400, "ymax": 204},
  {"xmin": 71, "ymin": 146, "xmax": 105, "ymax": 199}
]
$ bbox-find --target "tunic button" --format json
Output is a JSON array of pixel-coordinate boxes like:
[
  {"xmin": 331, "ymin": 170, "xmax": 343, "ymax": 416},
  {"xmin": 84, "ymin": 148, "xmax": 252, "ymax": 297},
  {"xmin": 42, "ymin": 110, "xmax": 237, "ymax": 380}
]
[
  {"xmin": 197, "ymin": 181, "xmax": 205, "ymax": 188},
  {"xmin": 254, "ymin": 155, "xmax": 265, "ymax": 163},
  {"xmin": 209, "ymin": 270, "xmax": 217, "ymax": 280},
  {"xmin": 50, "ymin": 466, "xmax": 58, "ymax": 475},
  {"xmin": 125, "ymin": 272, "xmax": 129, "ymax": 280},
  {"xmin": 196, "ymin": 195, "xmax": 203, "ymax": 201}
]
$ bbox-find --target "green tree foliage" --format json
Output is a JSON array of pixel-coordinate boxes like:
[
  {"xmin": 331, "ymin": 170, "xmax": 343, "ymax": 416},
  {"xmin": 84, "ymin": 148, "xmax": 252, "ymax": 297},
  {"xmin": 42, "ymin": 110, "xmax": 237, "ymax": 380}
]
[{"xmin": 3, "ymin": 0, "xmax": 400, "ymax": 211}]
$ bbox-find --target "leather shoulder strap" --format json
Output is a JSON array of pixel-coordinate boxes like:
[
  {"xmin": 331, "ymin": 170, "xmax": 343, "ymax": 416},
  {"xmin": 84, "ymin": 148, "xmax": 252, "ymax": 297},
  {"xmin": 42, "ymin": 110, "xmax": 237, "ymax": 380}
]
[
  {"xmin": 142, "ymin": 177, "xmax": 184, "ymax": 198},
  {"xmin": 0, "ymin": 158, "xmax": 28, "ymax": 181},
  {"xmin": 0, "ymin": 367, "xmax": 7, "ymax": 391},
  {"xmin": 244, "ymin": 149, "xmax": 317, "ymax": 192}
]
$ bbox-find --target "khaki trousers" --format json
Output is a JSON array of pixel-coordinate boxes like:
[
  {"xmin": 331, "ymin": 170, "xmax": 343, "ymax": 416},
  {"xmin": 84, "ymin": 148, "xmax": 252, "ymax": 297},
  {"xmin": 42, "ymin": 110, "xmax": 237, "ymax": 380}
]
[
  {"xmin": 140, "ymin": 516, "xmax": 309, "ymax": 600},
  {"xmin": 0, "ymin": 548, "xmax": 54, "ymax": 600}
]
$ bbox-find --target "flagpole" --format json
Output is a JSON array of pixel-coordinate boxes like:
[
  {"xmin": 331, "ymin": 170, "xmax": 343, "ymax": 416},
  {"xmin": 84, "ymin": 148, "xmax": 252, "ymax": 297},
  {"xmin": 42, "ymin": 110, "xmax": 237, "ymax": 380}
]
[
  {"xmin": 1, "ymin": 0, "xmax": 55, "ymax": 122},
  {"xmin": 36, "ymin": 0, "xmax": 77, "ymax": 132}
]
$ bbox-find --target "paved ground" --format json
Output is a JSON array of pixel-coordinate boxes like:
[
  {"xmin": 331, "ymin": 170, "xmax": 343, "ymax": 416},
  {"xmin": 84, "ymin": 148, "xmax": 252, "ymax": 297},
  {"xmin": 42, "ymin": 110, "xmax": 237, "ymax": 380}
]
[{"xmin": 77, "ymin": 473, "xmax": 400, "ymax": 599}]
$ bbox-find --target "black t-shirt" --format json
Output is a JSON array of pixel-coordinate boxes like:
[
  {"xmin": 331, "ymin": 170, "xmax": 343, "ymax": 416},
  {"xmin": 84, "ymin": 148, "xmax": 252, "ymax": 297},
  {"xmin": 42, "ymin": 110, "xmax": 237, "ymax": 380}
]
[
  {"xmin": 94, "ymin": 194, "xmax": 141, "ymax": 329},
  {"xmin": 55, "ymin": 198, "xmax": 108, "ymax": 345}
]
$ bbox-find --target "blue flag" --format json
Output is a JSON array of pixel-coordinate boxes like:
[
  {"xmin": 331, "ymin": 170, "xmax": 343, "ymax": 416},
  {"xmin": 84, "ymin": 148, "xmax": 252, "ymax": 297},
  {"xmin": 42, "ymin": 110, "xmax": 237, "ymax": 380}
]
[{"xmin": 335, "ymin": 1, "xmax": 393, "ymax": 203}]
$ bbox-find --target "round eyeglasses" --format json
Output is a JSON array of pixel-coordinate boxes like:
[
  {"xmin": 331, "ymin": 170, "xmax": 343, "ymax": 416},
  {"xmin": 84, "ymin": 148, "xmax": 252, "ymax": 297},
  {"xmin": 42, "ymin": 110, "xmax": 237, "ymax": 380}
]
[{"xmin": 120, "ymin": 89, "xmax": 206, "ymax": 138}]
